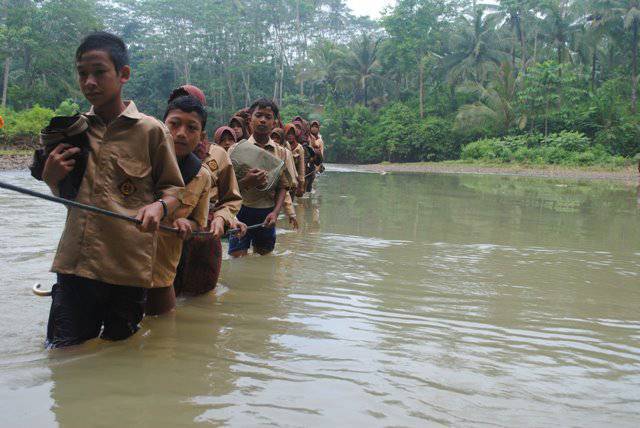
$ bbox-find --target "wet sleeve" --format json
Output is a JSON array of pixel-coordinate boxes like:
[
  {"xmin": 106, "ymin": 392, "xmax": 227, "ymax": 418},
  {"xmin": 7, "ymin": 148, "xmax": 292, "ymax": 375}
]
[
  {"xmin": 283, "ymin": 192, "xmax": 295, "ymax": 218},
  {"xmin": 284, "ymin": 150, "xmax": 298, "ymax": 188},
  {"xmin": 276, "ymin": 168, "xmax": 291, "ymax": 191},
  {"xmin": 296, "ymin": 151, "xmax": 306, "ymax": 187},
  {"xmin": 151, "ymin": 128, "xmax": 185, "ymax": 200},
  {"xmin": 211, "ymin": 153, "xmax": 243, "ymax": 227},
  {"xmin": 189, "ymin": 172, "xmax": 212, "ymax": 230}
]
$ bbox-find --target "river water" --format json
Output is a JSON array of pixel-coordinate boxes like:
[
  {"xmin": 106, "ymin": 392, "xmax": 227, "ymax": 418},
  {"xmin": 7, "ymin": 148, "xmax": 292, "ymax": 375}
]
[{"xmin": 0, "ymin": 168, "xmax": 639, "ymax": 427}]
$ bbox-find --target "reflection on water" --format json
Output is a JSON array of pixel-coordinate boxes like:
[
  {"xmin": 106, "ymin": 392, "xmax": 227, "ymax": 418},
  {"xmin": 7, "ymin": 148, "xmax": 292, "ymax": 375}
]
[{"xmin": 0, "ymin": 169, "xmax": 639, "ymax": 427}]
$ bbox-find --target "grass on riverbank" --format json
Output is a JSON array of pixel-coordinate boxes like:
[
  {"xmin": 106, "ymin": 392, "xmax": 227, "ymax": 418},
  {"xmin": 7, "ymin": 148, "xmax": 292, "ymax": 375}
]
[
  {"xmin": 0, "ymin": 149, "xmax": 31, "ymax": 156},
  {"xmin": 379, "ymin": 160, "xmax": 634, "ymax": 172}
]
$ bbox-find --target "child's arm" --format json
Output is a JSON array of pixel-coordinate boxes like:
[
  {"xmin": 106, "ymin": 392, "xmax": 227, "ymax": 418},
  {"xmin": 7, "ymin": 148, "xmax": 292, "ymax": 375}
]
[
  {"xmin": 263, "ymin": 169, "xmax": 290, "ymax": 228},
  {"xmin": 210, "ymin": 154, "xmax": 243, "ymax": 228},
  {"xmin": 42, "ymin": 144, "xmax": 81, "ymax": 196},
  {"xmin": 264, "ymin": 187, "xmax": 287, "ymax": 228},
  {"xmin": 138, "ymin": 128, "xmax": 185, "ymax": 232},
  {"xmin": 174, "ymin": 170, "xmax": 211, "ymax": 240}
]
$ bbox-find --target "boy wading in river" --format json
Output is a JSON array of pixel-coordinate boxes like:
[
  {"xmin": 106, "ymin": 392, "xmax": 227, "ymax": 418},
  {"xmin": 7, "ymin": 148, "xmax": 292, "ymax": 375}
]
[
  {"xmin": 42, "ymin": 32, "xmax": 185, "ymax": 348},
  {"xmin": 146, "ymin": 95, "xmax": 213, "ymax": 315},
  {"xmin": 228, "ymin": 99, "xmax": 290, "ymax": 257}
]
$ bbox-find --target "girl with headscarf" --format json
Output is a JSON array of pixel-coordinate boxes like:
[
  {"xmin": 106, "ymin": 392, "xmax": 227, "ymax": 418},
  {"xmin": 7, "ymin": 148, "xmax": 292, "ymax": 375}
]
[
  {"xmin": 284, "ymin": 124, "xmax": 306, "ymax": 197},
  {"xmin": 214, "ymin": 126, "xmax": 237, "ymax": 152},
  {"xmin": 309, "ymin": 120, "xmax": 325, "ymax": 173},
  {"xmin": 270, "ymin": 127, "xmax": 299, "ymax": 229},
  {"xmin": 229, "ymin": 115, "xmax": 250, "ymax": 141}
]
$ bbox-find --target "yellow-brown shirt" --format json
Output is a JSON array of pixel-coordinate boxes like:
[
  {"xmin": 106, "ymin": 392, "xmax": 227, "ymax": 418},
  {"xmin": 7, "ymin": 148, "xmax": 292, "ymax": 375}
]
[
  {"xmin": 202, "ymin": 143, "xmax": 242, "ymax": 226},
  {"xmin": 153, "ymin": 165, "xmax": 211, "ymax": 287},
  {"xmin": 51, "ymin": 101, "xmax": 185, "ymax": 288},
  {"xmin": 283, "ymin": 147, "xmax": 298, "ymax": 188},
  {"xmin": 290, "ymin": 143, "xmax": 306, "ymax": 187},
  {"xmin": 231, "ymin": 136, "xmax": 291, "ymax": 209}
]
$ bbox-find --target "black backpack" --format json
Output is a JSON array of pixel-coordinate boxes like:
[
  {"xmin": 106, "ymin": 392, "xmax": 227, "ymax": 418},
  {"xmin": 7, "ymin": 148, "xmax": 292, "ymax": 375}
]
[{"xmin": 30, "ymin": 115, "xmax": 90, "ymax": 200}]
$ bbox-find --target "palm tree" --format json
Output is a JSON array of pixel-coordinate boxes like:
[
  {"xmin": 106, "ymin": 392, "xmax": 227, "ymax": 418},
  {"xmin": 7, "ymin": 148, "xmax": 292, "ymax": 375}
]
[
  {"xmin": 616, "ymin": 0, "xmax": 640, "ymax": 113},
  {"xmin": 443, "ymin": 6, "xmax": 508, "ymax": 87},
  {"xmin": 306, "ymin": 39, "xmax": 344, "ymax": 101},
  {"xmin": 485, "ymin": 0, "xmax": 532, "ymax": 77},
  {"xmin": 537, "ymin": 0, "xmax": 581, "ymax": 71},
  {"xmin": 337, "ymin": 33, "xmax": 381, "ymax": 106},
  {"xmin": 578, "ymin": 1, "xmax": 615, "ymax": 91},
  {"xmin": 454, "ymin": 61, "xmax": 520, "ymax": 134}
]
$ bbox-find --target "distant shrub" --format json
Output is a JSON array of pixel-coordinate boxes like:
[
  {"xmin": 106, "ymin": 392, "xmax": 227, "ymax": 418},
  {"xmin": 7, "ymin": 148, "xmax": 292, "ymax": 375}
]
[
  {"xmin": 462, "ymin": 131, "xmax": 626, "ymax": 166},
  {"xmin": 594, "ymin": 121, "xmax": 640, "ymax": 158}
]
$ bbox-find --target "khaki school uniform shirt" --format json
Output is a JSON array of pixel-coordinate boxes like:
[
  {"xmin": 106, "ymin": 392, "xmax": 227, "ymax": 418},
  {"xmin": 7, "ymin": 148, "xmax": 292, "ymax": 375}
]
[
  {"xmin": 231, "ymin": 136, "xmax": 291, "ymax": 209},
  {"xmin": 51, "ymin": 101, "xmax": 184, "ymax": 288},
  {"xmin": 290, "ymin": 143, "xmax": 306, "ymax": 187},
  {"xmin": 203, "ymin": 144, "xmax": 242, "ymax": 226},
  {"xmin": 283, "ymin": 147, "xmax": 298, "ymax": 188},
  {"xmin": 312, "ymin": 135, "xmax": 324, "ymax": 156},
  {"xmin": 153, "ymin": 165, "xmax": 211, "ymax": 287}
]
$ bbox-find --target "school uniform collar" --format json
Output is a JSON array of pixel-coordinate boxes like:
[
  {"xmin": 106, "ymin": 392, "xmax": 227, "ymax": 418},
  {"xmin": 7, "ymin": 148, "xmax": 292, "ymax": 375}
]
[
  {"xmin": 86, "ymin": 101, "xmax": 144, "ymax": 121},
  {"xmin": 248, "ymin": 135, "xmax": 277, "ymax": 152}
]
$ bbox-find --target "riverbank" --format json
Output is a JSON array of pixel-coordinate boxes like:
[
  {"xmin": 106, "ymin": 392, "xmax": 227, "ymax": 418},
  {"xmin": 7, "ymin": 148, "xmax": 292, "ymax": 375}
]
[
  {"xmin": 1, "ymin": 152, "xmax": 638, "ymax": 184},
  {"xmin": 357, "ymin": 161, "xmax": 639, "ymax": 185},
  {"xmin": 0, "ymin": 151, "xmax": 31, "ymax": 171}
]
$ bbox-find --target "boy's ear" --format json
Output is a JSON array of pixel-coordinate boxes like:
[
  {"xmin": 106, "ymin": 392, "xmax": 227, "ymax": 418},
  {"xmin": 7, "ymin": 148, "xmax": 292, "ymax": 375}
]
[
  {"xmin": 119, "ymin": 65, "xmax": 131, "ymax": 84},
  {"xmin": 201, "ymin": 130, "xmax": 207, "ymax": 142}
]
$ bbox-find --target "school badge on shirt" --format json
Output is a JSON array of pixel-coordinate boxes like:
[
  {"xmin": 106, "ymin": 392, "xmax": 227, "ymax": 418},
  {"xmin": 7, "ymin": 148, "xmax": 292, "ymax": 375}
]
[
  {"xmin": 208, "ymin": 159, "xmax": 218, "ymax": 172},
  {"xmin": 120, "ymin": 179, "xmax": 136, "ymax": 197}
]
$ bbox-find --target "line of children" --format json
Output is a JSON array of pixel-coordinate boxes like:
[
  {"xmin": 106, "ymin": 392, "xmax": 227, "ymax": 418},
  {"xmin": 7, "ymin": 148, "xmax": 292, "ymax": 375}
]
[{"xmin": 40, "ymin": 31, "xmax": 327, "ymax": 348}]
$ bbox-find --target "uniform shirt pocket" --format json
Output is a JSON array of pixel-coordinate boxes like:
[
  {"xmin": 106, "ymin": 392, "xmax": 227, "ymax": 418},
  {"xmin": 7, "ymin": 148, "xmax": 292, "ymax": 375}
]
[{"xmin": 112, "ymin": 156, "xmax": 153, "ymax": 207}]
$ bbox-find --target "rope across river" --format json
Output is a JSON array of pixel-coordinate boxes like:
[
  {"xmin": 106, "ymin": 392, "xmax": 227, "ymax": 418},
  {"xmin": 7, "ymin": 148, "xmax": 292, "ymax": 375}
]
[{"xmin": 0, "ymin": 180, "xmax": 261, "ymax": 238}]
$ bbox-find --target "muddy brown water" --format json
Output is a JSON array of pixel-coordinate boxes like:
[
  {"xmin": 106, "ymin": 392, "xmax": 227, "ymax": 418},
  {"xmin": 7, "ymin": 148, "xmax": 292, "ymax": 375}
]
[{"xmin": 0, "ymin": 168, "xmax": 639, "ymax": 427}]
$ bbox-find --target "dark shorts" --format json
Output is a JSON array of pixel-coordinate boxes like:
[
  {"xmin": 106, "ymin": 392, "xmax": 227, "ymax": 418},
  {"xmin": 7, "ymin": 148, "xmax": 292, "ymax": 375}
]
[
  {"xmin": 46, "ymin": 274, "xmax": 146, "ymax": 349},
  {"xmin": 228, "ymin": 205, "xmax": 276, "ymax": 254},
  {"xmin": 305, "ymin": 170, "xmax": 316, "ymax": 192}
]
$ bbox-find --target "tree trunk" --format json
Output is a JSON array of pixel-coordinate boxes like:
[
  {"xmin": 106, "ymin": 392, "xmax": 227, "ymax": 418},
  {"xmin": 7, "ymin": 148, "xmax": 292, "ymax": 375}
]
[
  {"xmin": 632, "ymin": 20, "xmax": 638, "ymax": 114},
  {"xmin": 419, "ymin": 61, "xmax": 424, "ymax": 119},
  {"xmin": 223, "ymin": 63, "xmax": 236, "ymax": 110},
  {"xmin": 279, "ymin": 57, "xmax": 285, "ymax": 106},
  {"xmin": 518, "ymin": 18, "xmax": 527, "ymax": 76},
  {"xmin": 241, "ymin": 70, "xmax": 251, "ymax": 107},
  {"xmin": 591, "ymin": 49, "xmax": 597, "ymax": 92},
  {"xmin": 511, "ymin": 24, "xmax": 517, "ymax": 73},
  {"xmin": 363, "ymin": 78, "xmax": 368, "ymax": 107},
  {"xmin": 1, "ymin": 57, "xmax": 10, "ymax": 108},
  {"xmin": 544, "ymin": 97, "xmax": 549, "ymax": 137}
]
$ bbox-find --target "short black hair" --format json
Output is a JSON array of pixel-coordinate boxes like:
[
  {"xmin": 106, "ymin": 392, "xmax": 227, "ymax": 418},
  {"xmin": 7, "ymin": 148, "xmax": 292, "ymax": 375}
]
[
  {"xmin": 163, "ymin": 95, "xmax": 207, "ymax": 129},
  {"xmin": 249, "ymin": 98, "xmax": 280, "ymax": 119},
  {"xmin": 76, "ymin": 32, "xmax": 129, "ymax": 72}
]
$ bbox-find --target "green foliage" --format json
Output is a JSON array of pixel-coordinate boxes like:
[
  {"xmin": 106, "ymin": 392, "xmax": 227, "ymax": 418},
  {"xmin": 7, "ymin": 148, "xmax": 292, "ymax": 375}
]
[
  {"xmin": 280, "ymin": 95, "xmax": 313, "ymax": 124},
  {"xmin": 462, "ymin": 132, "xmax": 626, "ymax": 167},
  {"xmin": 0, "ymin": 104, "xmax": 54, "ymax": 143},
  {"xmin": 594, "ymin": 120, "xmax": 640, "ymax": 157},
  {"xmin": 54, "ymin": 99, "xmax": 81, "ymax": 116},
  {"xmin": 1, "ymin": 0, "xmax": 640, "ymax": 168},
  {"xmin": 416, "ymin": 117, "xmax": 458, "ymax": 161}
]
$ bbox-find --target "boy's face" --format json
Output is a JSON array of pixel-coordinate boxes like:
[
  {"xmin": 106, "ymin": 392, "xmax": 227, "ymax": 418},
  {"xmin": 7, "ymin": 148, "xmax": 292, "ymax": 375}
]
[
  {"xmin": 270, "ymin": 133, "xmax": 281, "ymax": 145},
  {"xmin": 164, "ymin": 110, "xmax": 204, "ymax": 158},
  {"xmin": 250, "ymin": 107, "xmax": 275, "ymax": 136},
  {"xmin": 76, "ymin": 50, "xmax": 130, "ymax": 109}
]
